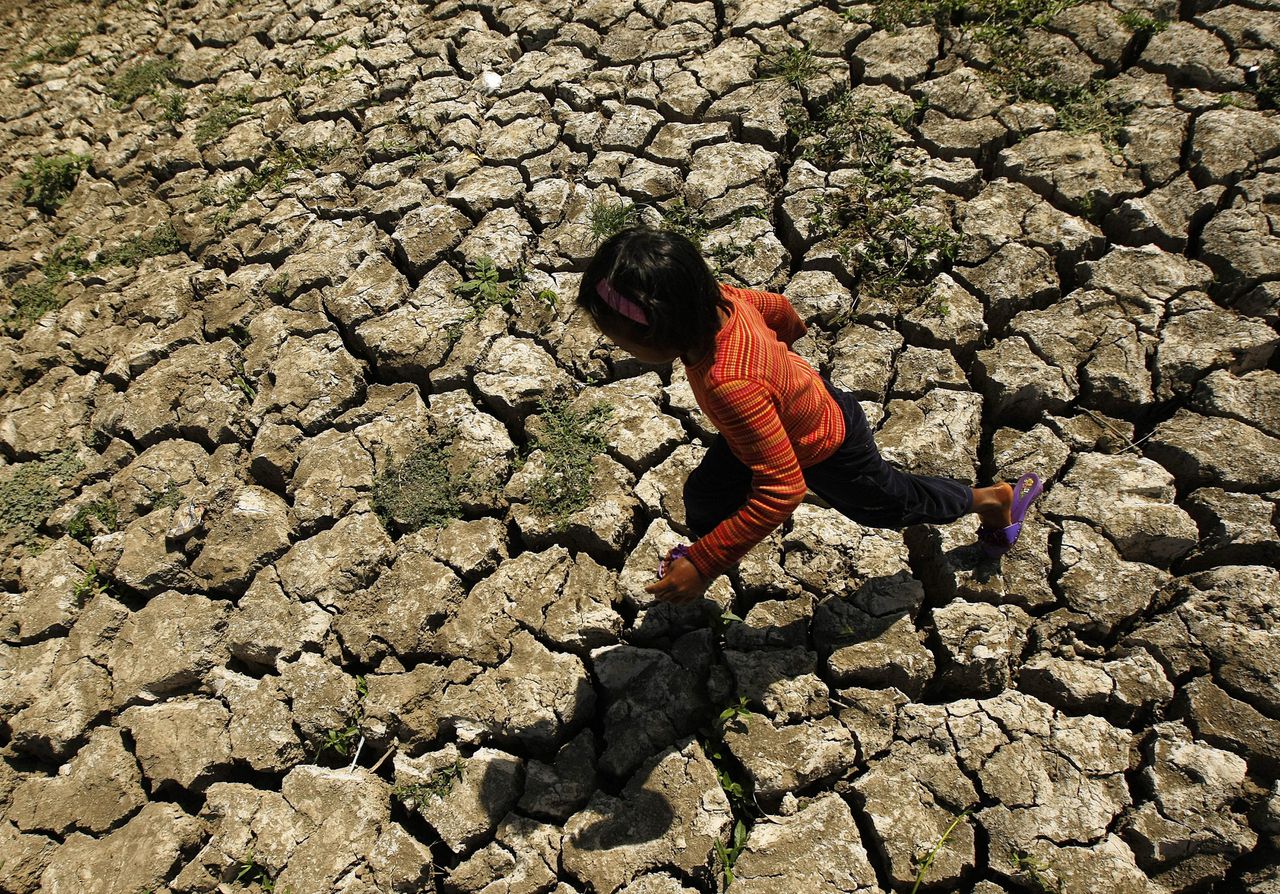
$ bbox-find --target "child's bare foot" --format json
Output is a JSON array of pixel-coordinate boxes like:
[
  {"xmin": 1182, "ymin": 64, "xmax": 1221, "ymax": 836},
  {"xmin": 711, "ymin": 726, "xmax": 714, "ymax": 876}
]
[{"xmin": 971, "ymin": 482, "xmax": 1014, "ymax": 530}]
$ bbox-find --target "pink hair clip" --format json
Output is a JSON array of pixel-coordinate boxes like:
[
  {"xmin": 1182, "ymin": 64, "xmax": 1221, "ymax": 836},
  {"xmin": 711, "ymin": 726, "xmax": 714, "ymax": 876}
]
[{"xmin": 596, "ymin": 279, "xmax": 649, "ymax": 325}]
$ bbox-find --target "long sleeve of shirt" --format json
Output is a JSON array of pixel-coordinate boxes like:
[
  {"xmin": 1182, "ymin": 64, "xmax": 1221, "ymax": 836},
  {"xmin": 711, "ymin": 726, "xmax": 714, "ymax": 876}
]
[
  {"xmin": 685, "ymin": 377, "xmax": 808, "ymax": 581},
  {"xmin": 725, "ymin": 285, "xmax": 808, "ymax": 347}
]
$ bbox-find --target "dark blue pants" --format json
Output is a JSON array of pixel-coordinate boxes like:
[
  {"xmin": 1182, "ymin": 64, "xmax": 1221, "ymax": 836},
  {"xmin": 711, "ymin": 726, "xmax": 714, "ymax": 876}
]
[{"xmin": 684, "ymin": 379, "xmax": 974, "ymax": 538}]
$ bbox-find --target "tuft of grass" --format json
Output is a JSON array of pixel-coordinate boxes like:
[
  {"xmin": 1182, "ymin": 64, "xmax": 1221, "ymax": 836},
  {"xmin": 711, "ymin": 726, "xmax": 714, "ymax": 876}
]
[
  {"xmin": 656, "ymin": 198, "xmax": 710, "ymax": 248},
  {"xmin": 989, "ymin": 45, "xmax": 1128, "ymax": 144},
  {"xmin": 910, "ymin": 809, "xmax": 972, "ymax": 893},
  {"xmin": 97, "ymin": 223, "xmax": 182, "ymax": 269},
  {"xmin": 18, "ymin": 153, "xmax": 91, "ymax": 214},
  {"xmin": 2, "ymin": 235, "xmax": 89, "ymax": 330},
  {"xmin": 787, "ymin": 90, "xmax": 960, "ymax": 312},
  {"xmin": 1117, "ymin": 9, "xmax": 1169, "ymax": 33},
  {"xmin": 234, "ymin": 846, "xmax": 283, "ymax": 892},
  {"xmin": 105, "ymin": 58, "xmax": 174, "ymax": 107},
  {"xmin": 154, "ymin": 479, "xmax": 184, "ymax": 511},
  {"xmin": 14, "ymin": 31, "xmax": 84, "ymax": 67},
  {"xmin": 867, "ymin": 0, "xmax": 1127, "ymax": 140},
  {"xmin": 785, "ymin": 90, "xmax": 899, "ymax": 170},
  {"xmin": 872, "ymin": 0, "xmax": 1080, "ymax": 35},
  {"xmin": 807, "ymin": 175, "xmax": 960, "ymax": 308},
  {"xmin": 66, "ymin": 499, "xmax": 118, "ymax": 545},
  {"xmin": 372, "ymin": 431, "xmax": 471, "ymax": 534},
  {"xmin": 265, "ymin": 273, "xmax": 291, "ymax": 302},
  {"xmin": 198, "ymin": 143, "xmax": 342, "ymax": 233},
  {"xmin": 588, "ymin": 196, "xmax": 639, "ymax": 244},
  {"xmin": 193, "ymin": 88, "xmax": 254, "ymax": 147},
  {"xmin": 791, "ymin": 89, "xmax": 961, "ymax": 304},
  {"xmin": 0, "ymin": 451, "xmax": 84, "ymax": 546},
  {"xmin": 6, "ymin": 280, "xmax": 62, "ymax": 331},
  {"xmin": 525, "ymin": 398, "xmax": 611, "ymax": 525},
  {"xmin": 758, "ymin": 45, "xmax": 824, "ymax": 89},
  {"xmin": 4, "ymin": 226, "xmax": 182, "ymax": 333},
  {"xmin": 160, "ymin": 90, "xmax": 187, "ymax": 123},
  {"xmin": 72, "ymin": 565, "xmax": 108, "ymax": 606}
]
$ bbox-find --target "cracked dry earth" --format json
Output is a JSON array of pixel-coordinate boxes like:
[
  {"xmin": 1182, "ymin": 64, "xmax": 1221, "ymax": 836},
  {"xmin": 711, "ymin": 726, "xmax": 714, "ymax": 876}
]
[{"xmin": 2, "ymin": 0, "xmax": 1280, "ymax": 891}]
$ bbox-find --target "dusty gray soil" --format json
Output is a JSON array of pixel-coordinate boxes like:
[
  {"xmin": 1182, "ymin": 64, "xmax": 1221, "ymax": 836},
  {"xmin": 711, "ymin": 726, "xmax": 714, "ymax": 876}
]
[{"xmin": 1, "ymin": 0, "xmax": 1279, "ymax": 892}]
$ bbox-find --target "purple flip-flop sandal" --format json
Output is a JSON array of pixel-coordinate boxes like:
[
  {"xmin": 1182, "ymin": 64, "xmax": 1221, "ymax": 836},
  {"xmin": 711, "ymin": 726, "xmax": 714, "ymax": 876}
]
[
  {"xmin": 658, "ymin": 544, "xmax": 691, "ymax": 579},
  {"xmin": 977, "ymin": 472, "xmax": 1043, "ymax": 559}
]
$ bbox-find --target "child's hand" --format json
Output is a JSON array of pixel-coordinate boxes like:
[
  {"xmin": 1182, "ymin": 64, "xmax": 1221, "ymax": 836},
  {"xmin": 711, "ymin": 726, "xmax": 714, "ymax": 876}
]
[{"xmin": 646, "ymin": 557, "xmax": 707, "ymax": 604}]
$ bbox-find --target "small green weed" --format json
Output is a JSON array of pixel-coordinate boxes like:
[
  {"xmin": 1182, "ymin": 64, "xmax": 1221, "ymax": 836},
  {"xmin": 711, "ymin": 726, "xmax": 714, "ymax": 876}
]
[
  {"xmin": 392, "ymin": 758, "xmax": 464, "ymax": 803},
  {"xmin": 785, "ymin": 88, "xmax": 961, "ymax": 310},
  {"xmin": 717, "ymin": 696, "xmax": 753, "ymax": 731},
  {"xmin": 97, "ymin": 223, "xmax": 182, "ymax": 269},
  {"xmin": 0, "ymin": 451, "xmax": 84, "ymax": 546},
  {"xmin": 231, "ymin": 359, "xmax": 257, "ymax": 402},
  {"xmin": 66, "ymin": 499, "xmax": 118, "ymax": 545},
  {"xmin": 3, "ymin": 225, "xmax": 180, "ymax": 332},
  {"xmin": 758, "ymin": 45, "xmax": 824, "ymax": 89},
  {"xmin": 910, "ymin": 809, "xmax": 971, "ymax": 893},
  {"xmin": 315, "ymin": 674, "xmax": 368, "ymax": 760},
  {"xmin": 784, "ymin": 90, "xmax": 898, "ymax": 170},
  {"xmin": 72, "ymin": 565, "xmax": 108, "ymax": 605},
  {"xmin": 588, "ymin": 196, "xmax": 639, "ymax": 244},
  {"xmin": 714, "ymin": 818, "xmax": 749, "ymax": 887},
  {"xmin": 14, "ymin": 31, "xmax": 84, "ymax": 67},
  {"xmin": 265, "ymin": 273, "xmax": 291, "ymax": 301},
  {"xmin": 807, "ymin": 180, "xmax": 960, "ymax": 307},
  {"xmin": 702, "ymin": 697, "xmax": 757, "ymax": 886},
  {"xmin": 155, "ymin": 479, "xmax": 184, "ymax": 510},
  {"xmin": 105, "ymin": 58, "xmax": 174, "ymax": 107},
  {"xmin": 198, "ymin": 143, "xmax": 342, "ymax": 233},
  {"xmin": 1009, "ymin": 849, "xmax": 1064, "ymax": 892},
  {"xmin": 872, "ymin": 0, "xmax": 1080, "ymax": 36},
  {"xmin": 315, "ymin": 35, "xmax": 352, "ymax": 54},
  {"xmin": 372, "ymin": 431, "xmax": 471, "ymax": 533},
  {"xmin": 18, "ymin": 152, "xmax": 91, "ymax": 214},
  {"xmin": 1117, "ymin": 10, "xmax": 1168, "ymax": 33},
  {"xmin": 193, "ymin": 88, "xmax": 254, "ymax": 147},
  {"xmin": 6, "ymin": 280, "xmax": 61, "ymax": 331},
  {"xmin": 868, "ymin": 0, "xmax": 1126, "ymax": 138},
  {"xmin": 991, "ymin": 51, "xmax": 1127, "ymax": 143},
  {"xmin": 160, "ymin": 90, "xmax": 187, "ymax": 123},
  {"xmin": 235, "ymin": 846, "xmax": 281, "ymax": 892},
  {"xmin": 525, "ymin": 398, "xmax": 611, "ymax": 525},
  {"xmin": 1256, "ymin": 51, "xmax": 1280, "ymax": 109},
  {"xmin": 452, "ymin": 257, "xmax": 522, "ymax": 314},
  {"xmin": 657, "ymin": 198, "xmax": 711, "ymax": 248}
]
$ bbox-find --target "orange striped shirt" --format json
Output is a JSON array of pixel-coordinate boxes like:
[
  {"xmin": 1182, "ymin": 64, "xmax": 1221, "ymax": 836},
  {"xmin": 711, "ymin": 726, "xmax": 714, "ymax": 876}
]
[{"xmin": 684, "ymin": 284, "xmax": 847, "ymax": 580}]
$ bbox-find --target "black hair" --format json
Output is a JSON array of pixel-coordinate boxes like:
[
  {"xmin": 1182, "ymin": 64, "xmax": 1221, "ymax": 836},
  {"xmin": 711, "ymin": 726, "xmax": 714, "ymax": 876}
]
[{"xmin": 576, "ymin": 225, "xmax": 728, "ymax": 359}]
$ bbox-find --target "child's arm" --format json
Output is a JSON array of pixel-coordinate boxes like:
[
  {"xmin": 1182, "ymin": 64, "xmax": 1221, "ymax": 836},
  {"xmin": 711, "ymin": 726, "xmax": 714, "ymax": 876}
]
[
  {"xmin": 684, "ymin": 378, "xmax": 807, "ymax": 582},
  {"xmin": 724, "ymin": 284, "xmax": 808, "ymax": 347}
]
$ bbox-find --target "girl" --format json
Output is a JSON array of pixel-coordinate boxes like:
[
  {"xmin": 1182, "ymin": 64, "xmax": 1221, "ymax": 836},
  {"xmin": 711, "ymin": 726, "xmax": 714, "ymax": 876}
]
[{"xmin": 576, "ymin": 226, "xmax": 1042, "ymax": 605}]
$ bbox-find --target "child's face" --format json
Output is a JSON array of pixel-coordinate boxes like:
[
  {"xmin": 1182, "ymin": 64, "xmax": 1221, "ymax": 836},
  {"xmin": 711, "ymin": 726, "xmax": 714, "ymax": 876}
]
[{"xmin": 599, "ymin": 323, "xmax": 681, "ymax": 365}]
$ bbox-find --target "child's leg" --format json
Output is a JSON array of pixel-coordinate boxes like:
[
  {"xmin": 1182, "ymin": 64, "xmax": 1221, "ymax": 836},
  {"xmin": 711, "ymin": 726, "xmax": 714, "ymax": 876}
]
[
  {"xmin": 682, "ymin": 436, "xmax": 752, "ymax": 537},
  {"xmin": 971, "ymin": 483, "xmax": 1014, "ymax": 530},
  {"xmin": 806, "ymin": 380, "xmax": 1009, "ymax": 529}
]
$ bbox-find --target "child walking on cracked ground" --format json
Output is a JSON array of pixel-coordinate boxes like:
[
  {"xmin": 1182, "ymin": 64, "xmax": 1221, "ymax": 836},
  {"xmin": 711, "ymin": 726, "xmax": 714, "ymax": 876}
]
[{"xmin": 576, "ymin": 226, "xmax": 1044, "ymax": 605}]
